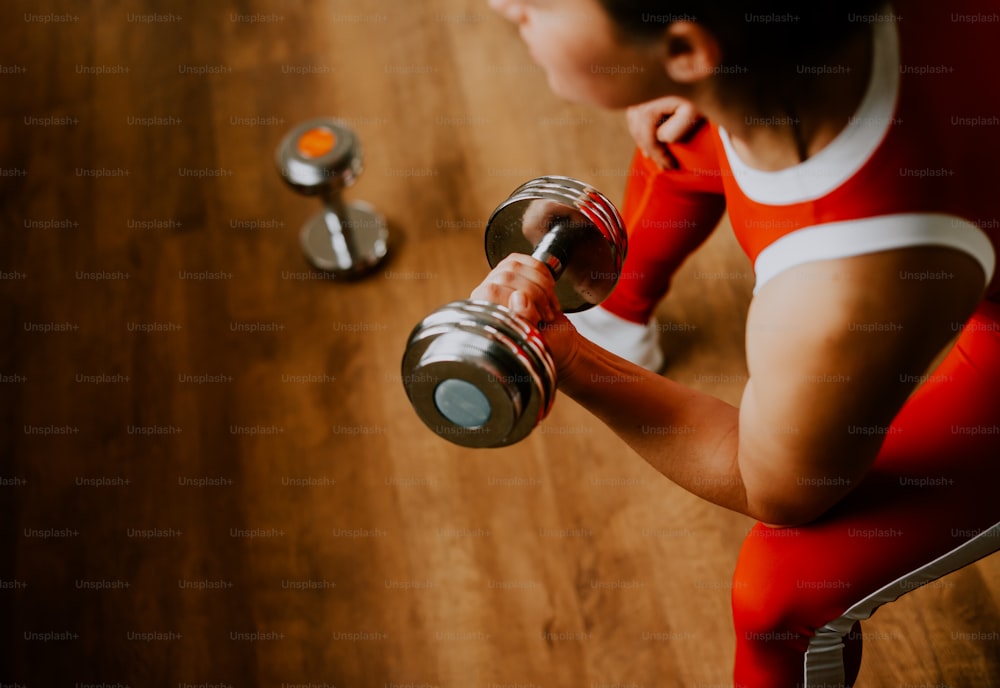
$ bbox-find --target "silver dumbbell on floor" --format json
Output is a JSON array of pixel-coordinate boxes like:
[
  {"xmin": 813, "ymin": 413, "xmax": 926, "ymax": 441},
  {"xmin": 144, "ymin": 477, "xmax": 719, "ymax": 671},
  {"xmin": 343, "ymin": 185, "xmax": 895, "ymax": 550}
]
[
  {"xmin": 276, "ymin": 118, "xmax": 389, "ymax": 277},
  {"xmin": 401, "ymin": 176, "xmax": 627, "ymax": 448}
]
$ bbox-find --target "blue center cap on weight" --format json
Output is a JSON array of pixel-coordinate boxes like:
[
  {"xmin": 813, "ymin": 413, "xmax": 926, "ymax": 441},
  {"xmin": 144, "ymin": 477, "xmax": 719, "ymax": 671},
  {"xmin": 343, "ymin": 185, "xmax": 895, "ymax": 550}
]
[{"xmin": 434, "ymin": 379, "xmax": 492, "ymax": 428}]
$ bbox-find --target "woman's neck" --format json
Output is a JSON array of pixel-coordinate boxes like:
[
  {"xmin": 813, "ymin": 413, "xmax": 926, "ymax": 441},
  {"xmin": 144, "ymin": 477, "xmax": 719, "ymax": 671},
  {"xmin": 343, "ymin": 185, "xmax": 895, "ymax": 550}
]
[{"xmin": 695, "ymin": 26, "xmax": 875, "ymax": 172}]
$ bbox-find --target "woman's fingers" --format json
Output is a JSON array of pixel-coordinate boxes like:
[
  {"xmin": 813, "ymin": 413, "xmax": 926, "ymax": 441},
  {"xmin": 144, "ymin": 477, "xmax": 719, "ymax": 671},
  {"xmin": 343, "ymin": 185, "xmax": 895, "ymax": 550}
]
[
  {"xmin": 470, "ymin": 254, "xmax": 560, "ymax": 323},
  {"xmin": 656, "ymin": 99, "xmax": 700, "ymax": 144},
  {"xmin": 626, "ymin": 96, "xmax": 704, "ymax": 170}
]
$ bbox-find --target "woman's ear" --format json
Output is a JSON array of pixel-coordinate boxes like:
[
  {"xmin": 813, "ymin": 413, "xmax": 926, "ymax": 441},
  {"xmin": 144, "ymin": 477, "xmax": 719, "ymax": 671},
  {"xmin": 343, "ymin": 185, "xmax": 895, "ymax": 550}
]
[{"xmin": 662, "ymin": 21, "xmax": 721, "ymax": 83}]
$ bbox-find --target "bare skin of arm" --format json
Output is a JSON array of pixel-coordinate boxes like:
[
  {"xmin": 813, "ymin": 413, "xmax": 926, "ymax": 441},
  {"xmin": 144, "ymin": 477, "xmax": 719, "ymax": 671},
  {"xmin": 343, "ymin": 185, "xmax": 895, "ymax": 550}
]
[{"xmin": 472, "ymin": 246, "xmax": 985, "ymax": 526}]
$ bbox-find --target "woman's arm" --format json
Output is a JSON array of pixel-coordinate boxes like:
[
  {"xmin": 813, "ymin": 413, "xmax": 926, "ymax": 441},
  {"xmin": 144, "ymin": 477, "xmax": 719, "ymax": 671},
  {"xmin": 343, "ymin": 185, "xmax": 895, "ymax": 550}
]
[{"xmin": 474, "ymin": 246, "xmax": 986, "ymax": 526}]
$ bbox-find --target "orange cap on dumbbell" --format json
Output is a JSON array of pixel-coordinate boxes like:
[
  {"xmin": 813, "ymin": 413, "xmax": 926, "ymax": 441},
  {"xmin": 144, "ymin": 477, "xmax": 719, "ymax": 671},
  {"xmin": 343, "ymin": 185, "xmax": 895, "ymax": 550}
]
[{"xmin": 296, "ymin": 126, "xmax": 337, "ymax": 159}]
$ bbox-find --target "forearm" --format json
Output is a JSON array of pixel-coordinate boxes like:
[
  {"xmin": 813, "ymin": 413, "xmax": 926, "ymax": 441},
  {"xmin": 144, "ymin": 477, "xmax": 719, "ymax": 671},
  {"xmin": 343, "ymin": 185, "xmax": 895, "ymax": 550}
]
[{"xmin": 558, "ymin": 335, "xmax": 749, "ymax": 517}]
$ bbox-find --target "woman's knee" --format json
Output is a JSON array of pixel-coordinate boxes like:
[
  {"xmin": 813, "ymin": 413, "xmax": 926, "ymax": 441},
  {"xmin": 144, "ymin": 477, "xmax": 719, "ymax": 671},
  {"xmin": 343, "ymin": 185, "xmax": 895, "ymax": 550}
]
[{"xmin": 732, "ymin": 524, "xmax": 856, "ymax": 638}]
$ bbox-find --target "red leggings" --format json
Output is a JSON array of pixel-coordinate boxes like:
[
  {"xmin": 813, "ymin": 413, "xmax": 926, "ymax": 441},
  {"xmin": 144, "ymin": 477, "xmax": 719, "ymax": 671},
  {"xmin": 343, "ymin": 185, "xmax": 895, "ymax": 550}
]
[
  {"xmin": 601, "ymin": 148, "xmax": 726, "ymax": 324},
  {"xmin": 610, "ymin": 150, "xmax": 1000, "ymax": 686},
  {"xmin": 733, "ymin": 301, "xmax": 1000, "ymax": 686}
]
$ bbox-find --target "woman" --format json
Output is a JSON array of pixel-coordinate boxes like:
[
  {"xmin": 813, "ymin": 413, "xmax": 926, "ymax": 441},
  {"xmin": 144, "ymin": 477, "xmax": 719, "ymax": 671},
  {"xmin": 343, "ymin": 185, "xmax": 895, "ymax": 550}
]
[{"xmin": 479, "ymin": 0, "xmax": 1000, "ymax": 685}]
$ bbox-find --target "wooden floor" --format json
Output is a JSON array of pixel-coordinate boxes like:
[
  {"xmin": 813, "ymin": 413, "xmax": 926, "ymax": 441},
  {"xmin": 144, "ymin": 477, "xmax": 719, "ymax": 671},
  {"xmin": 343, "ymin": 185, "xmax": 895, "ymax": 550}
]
[{"xmin": 2, "ymin": 1, "xmax": 998, "ymax": 686}]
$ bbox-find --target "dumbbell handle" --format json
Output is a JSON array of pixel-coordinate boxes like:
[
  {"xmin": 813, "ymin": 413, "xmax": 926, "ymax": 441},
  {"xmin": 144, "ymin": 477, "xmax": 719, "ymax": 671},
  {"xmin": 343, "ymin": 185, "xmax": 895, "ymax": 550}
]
[
  {"xmin": 320, "ymin": 185, "xmax": 349, "ymax": 219},
  {"xmin": 319, "ymin": 185, "xmax": 355, "ymax": 239},
  {"xmin": 529, "ymin": 222, "xmax": 573, "ymax": 280}
]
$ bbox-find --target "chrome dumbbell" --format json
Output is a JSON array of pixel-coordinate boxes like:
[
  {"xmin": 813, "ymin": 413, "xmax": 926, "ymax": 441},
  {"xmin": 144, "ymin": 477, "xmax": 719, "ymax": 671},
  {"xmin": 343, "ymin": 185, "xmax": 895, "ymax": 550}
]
[
  {"xmin": 401, "ymin": 176, "xmax": 627, "ymax": 448},
  {"xmin": 276, "ymin": 118, "xmax": 388, "ymax": 277}
]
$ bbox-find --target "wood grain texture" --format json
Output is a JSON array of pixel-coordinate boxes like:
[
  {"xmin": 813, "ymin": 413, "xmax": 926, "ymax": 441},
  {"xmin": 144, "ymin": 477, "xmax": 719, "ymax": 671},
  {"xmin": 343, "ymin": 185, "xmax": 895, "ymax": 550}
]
[{"xmin": 1, "ymin": 1, "xmax": 997, "ymax": 686}]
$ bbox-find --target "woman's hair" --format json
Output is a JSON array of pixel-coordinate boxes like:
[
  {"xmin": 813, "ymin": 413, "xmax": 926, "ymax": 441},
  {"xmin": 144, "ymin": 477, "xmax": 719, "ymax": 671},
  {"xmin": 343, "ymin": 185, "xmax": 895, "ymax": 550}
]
[{"xmin": 598, "ymin": 1, "xmax": 887, "ymax": 112}]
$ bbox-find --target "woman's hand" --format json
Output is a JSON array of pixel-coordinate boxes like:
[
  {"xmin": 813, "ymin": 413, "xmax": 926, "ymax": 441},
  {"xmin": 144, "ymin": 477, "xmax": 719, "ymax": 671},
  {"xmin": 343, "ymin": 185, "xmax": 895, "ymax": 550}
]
[
  {"xmin": 469, "ymin": 253, "xmax": 582, "ymax": 375},
  {"xmin": 625, "ymin": 96, "xmax": 703, "ymax": 170}
]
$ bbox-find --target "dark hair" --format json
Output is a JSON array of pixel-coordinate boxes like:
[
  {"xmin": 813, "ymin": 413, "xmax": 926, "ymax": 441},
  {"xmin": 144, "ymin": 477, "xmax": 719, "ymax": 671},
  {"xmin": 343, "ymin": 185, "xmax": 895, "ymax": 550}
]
[{"xmin": 598, "ymin": 1, "xmax": 886, "ymax": 112}]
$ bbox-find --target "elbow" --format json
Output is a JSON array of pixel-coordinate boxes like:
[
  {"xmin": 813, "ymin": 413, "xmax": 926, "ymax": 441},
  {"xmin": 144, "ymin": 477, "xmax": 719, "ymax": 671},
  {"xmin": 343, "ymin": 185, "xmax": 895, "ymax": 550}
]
[{"xmin": 738, "ymin": 457, "xmax": 861, "ymax": 527}]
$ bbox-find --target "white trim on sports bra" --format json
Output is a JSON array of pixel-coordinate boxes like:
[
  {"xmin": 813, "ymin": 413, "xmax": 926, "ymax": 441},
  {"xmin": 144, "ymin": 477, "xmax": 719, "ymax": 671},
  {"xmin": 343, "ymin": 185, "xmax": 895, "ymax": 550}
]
[{"xmin": 752, "ymin": 213, "xmax": 996, "ymax": 294}]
